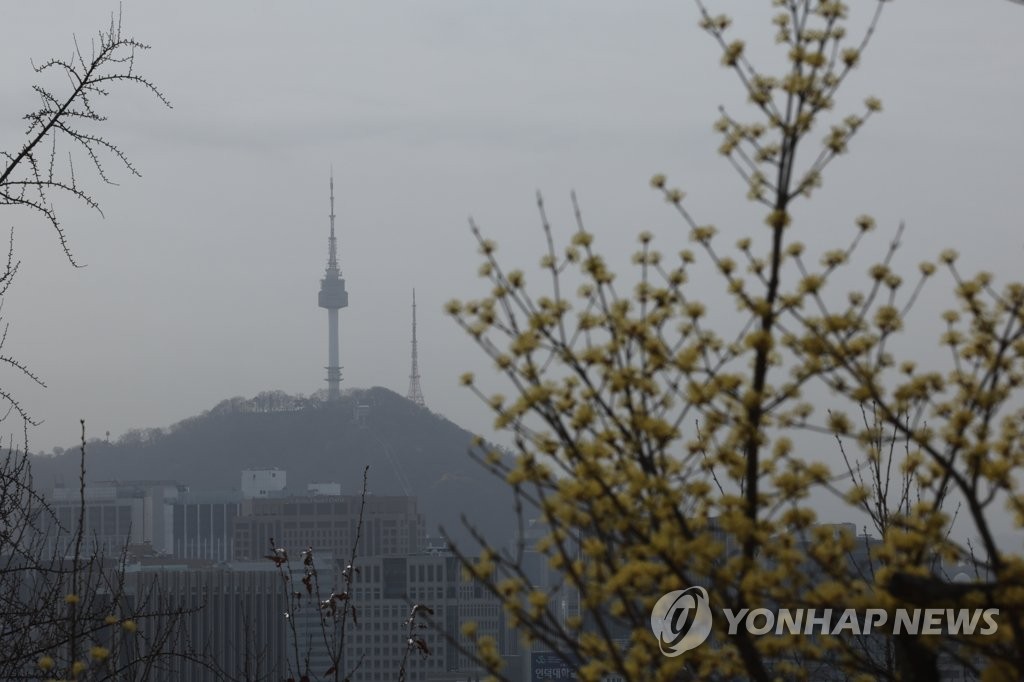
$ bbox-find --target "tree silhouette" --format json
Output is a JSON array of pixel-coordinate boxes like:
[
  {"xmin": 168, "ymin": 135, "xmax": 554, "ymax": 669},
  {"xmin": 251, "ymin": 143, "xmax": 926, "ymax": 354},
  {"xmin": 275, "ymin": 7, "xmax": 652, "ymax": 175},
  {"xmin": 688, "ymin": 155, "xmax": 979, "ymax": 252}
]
[{"xmin": 0, "ymin": 11, "xmax": 169, "ymax": 438}]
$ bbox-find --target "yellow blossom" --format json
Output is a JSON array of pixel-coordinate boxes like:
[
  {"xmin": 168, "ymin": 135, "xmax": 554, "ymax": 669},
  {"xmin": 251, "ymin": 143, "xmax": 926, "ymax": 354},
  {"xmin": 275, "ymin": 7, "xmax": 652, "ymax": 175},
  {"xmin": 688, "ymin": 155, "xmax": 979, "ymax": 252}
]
[{"xmin": 855, "ymin": 215, "xmax": 875, "ymax": 232}]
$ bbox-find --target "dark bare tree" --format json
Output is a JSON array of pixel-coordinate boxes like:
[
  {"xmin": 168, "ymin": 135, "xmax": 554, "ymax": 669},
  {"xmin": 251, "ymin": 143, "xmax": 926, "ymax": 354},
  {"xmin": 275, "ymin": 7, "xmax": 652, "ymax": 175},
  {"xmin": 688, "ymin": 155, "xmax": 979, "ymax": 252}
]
[
  {"xmin": 0, "ymin": 12, "xmax": 218, "ymax": 681},
  {"xmin": 0, "ymin": 425, "xmax": 214, "ymax": 680},
  {"xmin": 0, "ymin": 11, "xmax": 169, "ymax": 436}
]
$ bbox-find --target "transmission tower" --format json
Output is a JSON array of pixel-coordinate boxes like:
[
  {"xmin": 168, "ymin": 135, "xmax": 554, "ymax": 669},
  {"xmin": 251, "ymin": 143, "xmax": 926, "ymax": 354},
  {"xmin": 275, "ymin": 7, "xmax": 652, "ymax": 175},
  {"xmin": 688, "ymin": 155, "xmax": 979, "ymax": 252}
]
[
  {"xmin": 317, "ymin": 171, "xmax": 348, "ymax": 399},
  {"xmin": 407, "ymin": 289, "xmax": 426, "ymax": 407}
]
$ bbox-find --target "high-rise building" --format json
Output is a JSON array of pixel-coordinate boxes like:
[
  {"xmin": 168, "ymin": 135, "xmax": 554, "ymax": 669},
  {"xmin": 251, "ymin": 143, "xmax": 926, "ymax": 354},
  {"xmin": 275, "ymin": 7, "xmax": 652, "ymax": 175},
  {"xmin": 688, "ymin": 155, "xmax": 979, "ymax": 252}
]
[
  {"xmin": 231, "ymin": 493, "xmax": 424, "ymax": 561},
  {"xmin": 47, "ymin": 480, "xmax": 183, "ymax": 557},
  {"xmin": 345, "ymin": 552, "xmax": 504, "ymax": 681},
  {"xmin": 123, "ymin": 561, "xmax": 289, "ymax": 682},
  {"xmin": 170, "ymin": 489, "xmax": 241, "ymax": 562}
]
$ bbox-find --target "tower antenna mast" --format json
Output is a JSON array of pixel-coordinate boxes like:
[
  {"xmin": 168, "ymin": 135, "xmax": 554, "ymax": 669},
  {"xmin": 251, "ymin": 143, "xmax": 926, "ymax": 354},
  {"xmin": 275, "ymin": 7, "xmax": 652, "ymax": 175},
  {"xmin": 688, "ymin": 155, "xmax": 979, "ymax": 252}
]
[{"xmin": 407, "ymin": 289, "xmax": 425, "ymax": 407}]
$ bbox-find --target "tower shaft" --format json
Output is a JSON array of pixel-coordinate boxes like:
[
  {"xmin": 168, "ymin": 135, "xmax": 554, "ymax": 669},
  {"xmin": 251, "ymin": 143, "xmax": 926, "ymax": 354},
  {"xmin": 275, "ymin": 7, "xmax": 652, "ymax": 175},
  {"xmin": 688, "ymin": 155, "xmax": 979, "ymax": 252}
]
[
  {"xmin": 407, "ymin": 289, "xmax": 425, "ymax": 407},
  {"xmin": 327, "ymin": 307, "xmax": 340, "ymax": 394},
  {"xmin": 318, "ymin": 171, "xmax": 348, "ymax": 400}
]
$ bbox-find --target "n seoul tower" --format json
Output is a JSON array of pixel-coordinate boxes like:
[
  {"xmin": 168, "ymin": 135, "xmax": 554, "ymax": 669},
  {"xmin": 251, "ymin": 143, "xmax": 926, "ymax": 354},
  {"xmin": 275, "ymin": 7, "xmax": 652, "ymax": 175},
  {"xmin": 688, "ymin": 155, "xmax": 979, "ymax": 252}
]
[{"xmin": 318, "ymin": 172, "xmax": 348, "ymax": 400}]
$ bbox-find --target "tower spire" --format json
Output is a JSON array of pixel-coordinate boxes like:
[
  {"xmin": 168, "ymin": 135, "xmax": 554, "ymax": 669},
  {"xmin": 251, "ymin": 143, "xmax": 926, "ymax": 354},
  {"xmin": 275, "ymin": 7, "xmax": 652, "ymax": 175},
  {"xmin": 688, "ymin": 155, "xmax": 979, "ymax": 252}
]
[
  {"xmin": 318, "ymin": 169, "xmax": 349, "ymax": 400},
  {"xmin": 327, "ymin": 169, "xmax": 339, "ymax": 274},
  {"xmin": 407, "ymin": 288, "xmax": 425, "ymax": 407}
]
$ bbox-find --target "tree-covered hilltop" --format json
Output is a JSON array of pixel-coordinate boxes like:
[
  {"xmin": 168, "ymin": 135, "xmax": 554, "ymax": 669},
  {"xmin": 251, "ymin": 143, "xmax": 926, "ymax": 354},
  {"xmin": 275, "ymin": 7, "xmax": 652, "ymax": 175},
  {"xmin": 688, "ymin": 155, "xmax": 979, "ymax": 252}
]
[{"xmin": 30, "ymin": 386, "xmax": 515, "ymax": 549}]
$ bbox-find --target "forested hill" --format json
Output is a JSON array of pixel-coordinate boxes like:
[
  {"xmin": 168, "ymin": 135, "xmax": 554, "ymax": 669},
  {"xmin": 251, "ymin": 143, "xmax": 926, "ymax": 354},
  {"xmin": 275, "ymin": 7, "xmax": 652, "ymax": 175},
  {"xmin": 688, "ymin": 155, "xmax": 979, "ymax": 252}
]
[{"xmin": 29, "ymin": 387, "xmax": 515, "ymax": 549}]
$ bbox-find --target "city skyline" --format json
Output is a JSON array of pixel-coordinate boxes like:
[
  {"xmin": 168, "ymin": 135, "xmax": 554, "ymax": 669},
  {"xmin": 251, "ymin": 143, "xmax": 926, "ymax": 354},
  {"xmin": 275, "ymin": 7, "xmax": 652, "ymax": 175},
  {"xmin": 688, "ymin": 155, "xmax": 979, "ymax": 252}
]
[
  {"xmin": 1, "ymin": 1, "xmax": 1023, "ymax": 565},
  {"xmin": 3, "ymin": 2, "xmax": 1022, "ymax": 679},
  {"xmin": 1, "ymin": 1, "xmax": 1020, "ymax": 462}
]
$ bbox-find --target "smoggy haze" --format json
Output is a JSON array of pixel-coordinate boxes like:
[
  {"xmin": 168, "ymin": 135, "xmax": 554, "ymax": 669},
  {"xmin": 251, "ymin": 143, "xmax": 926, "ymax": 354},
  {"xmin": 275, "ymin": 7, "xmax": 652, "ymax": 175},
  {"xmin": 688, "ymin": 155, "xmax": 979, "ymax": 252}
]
[{"xmin": 0, "ymin": 0, "xmax": 1021, "ymax": 478}]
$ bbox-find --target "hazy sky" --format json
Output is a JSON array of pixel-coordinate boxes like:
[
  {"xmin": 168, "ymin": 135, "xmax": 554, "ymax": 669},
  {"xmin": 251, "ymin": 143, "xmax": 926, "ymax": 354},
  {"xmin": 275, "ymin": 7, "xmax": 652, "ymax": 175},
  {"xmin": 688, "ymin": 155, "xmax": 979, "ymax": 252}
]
[{"xmin": 1, "ymin": 0, "xmax": 1022, "ymax": 479}]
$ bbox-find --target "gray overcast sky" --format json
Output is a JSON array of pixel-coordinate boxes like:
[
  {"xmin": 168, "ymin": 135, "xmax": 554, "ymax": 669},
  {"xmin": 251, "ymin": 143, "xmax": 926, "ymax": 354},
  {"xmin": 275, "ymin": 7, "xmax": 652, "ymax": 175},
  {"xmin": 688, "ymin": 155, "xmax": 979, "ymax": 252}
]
[{"xmin": 1, "ymin": 0, "xmax": 1022, "ymax": 476}]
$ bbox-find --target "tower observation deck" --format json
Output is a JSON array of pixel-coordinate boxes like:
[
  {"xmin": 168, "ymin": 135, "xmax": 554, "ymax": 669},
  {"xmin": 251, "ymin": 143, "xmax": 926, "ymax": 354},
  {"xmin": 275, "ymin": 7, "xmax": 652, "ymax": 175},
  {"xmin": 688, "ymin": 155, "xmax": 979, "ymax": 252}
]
[{"xmin": 318, "ymin": 172, "xmax": 348, "ymax": 400}]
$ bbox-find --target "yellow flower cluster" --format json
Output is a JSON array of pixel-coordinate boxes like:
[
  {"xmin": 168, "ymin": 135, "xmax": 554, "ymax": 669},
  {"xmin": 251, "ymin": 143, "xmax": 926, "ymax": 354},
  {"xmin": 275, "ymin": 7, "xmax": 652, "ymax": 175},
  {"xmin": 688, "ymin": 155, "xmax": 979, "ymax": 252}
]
[{"xmin": 447, "ymin": 1, "xmax": 1024, "ymax": 679}]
